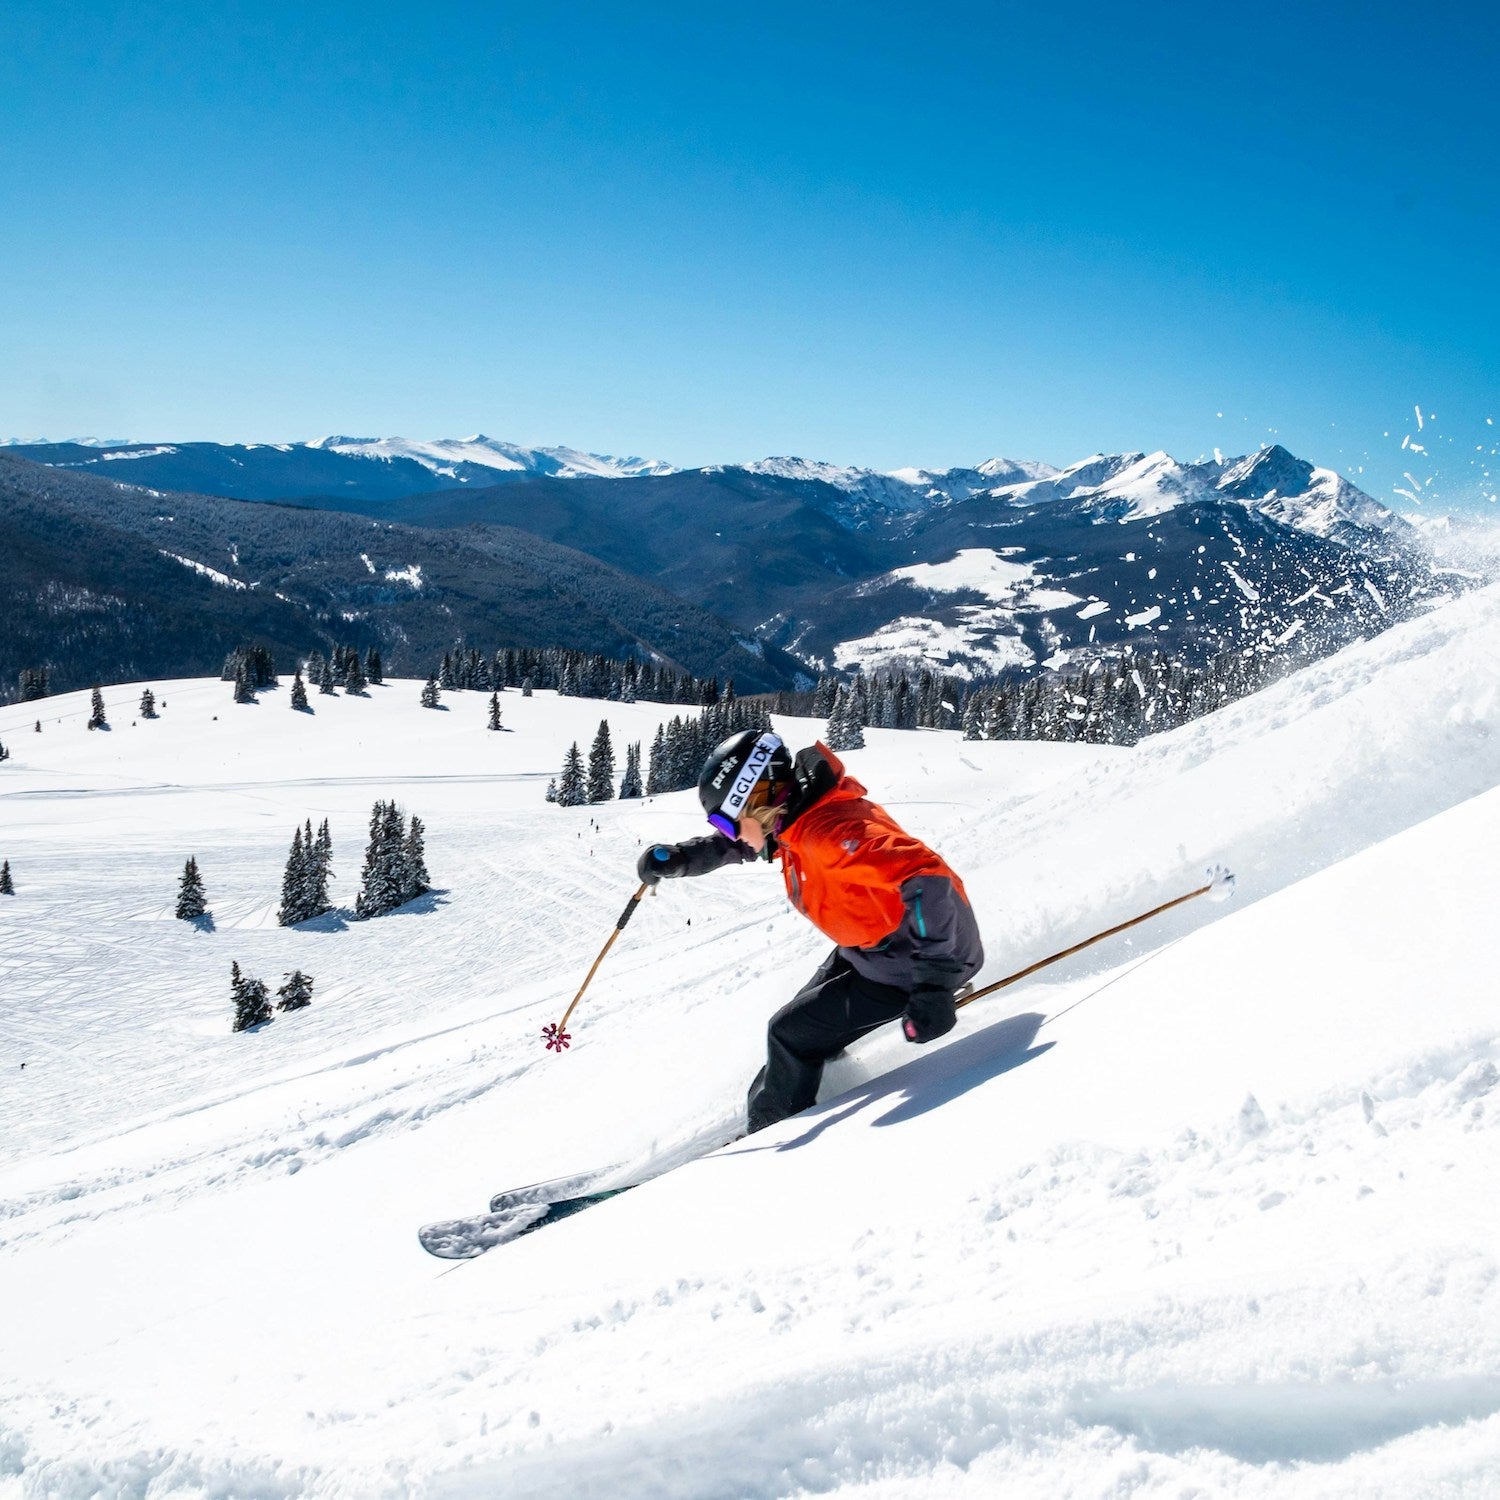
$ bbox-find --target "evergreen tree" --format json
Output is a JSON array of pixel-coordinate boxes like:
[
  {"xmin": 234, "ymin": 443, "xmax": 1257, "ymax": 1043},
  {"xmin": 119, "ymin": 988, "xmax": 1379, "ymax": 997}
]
[
  {"xmin": 487, "ymin": 692, "xmax": 502, "ymax": 731},
  {"xmin": 401, "ymin": 815, "xmax": 431, "ymax": 903},
  {"xmin": 344, "ymin": 651, "xmax": 367, "ymax": 696},
  {"xmin": 521, "ymin": 674, "xmax": 534, "ymax": 697},
  {"xmin": 645, "ymin": 725, "xmax": 668, "ymax": 795},
  {"xmin": 276, "ymin": 970, "xmax": 314, "ymax": 1012},
  {"xmin": 0, "ymin": 739, "xmax": 8, "ymax": 763},
  {"xmin": 833, "ymin": 683, "xmax": 867, "ymax": 749},
  {"xmin": 139, "ymin": 689, "xmax": 157, "ymax": 719},
  {"xmin": 364, "ymin": 646, "xmax": 383, "ymax": 685},
  {"xmin": 88, "ymin": 685, "xmax": 107, "ymax": 730},
  {"xmin": 233, "ymin": 663, "xmax": 254, "ymax": 704},
  {"xmin": 18, "ymin": 667, "xmax": 49, "ymax": 702},
  {"xmin": 618, "ymin": 741, "xmax": 643, "ymax": 799},
  {"xmin": 355, "ymin": 800, "xmax": 407, "ymax": 918},
  {"xmin": 277, "ymin": 825, "xmax": 309, "ymax": 926},
  {"xmin": 439, "ymin": 651, "xmax": 457, "ymax": 690},
  {"xmin": 0, "ymin": 860, "xmax": 13, "ymax": 895},
  {"xmin": 290, "ymin": 670, "xmax": 310, "ymax": 711},
  {"xmin": 304, "ymin": 818, "xmax": 333, "ymax": 918},
  {"xmin": 556, "ymin": 743, "xmax": 587, "ymax": 806},
  {"xmin": 961, "ymin": 693, "xmax": 983, "ymax": 740},
  {"xmin": 231, "ymin": 962, "xmax": 273, "ymax": 1031},
  {"xmin": 319, "ymin": 658, "xmax": 337, "ymax": 695},
  {"xmin": 586, "ymin": 719, "xmax": 616, "ymax": 802},
  {"xmin": 545, "ymin": 777, "xmax": 558, "ymax": 803},
  {"xmin": 176, "ymin": 856, "xmax": 208, "ymax": 920},
  {"xmin": 420, "ymin": 675, "xmax": 441, "ymax": 709}
]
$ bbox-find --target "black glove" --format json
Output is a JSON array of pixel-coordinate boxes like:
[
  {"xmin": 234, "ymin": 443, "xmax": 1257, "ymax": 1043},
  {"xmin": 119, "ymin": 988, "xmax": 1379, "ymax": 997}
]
[
  {"xmin": 636, "ymin": 844, "xmax": 687, "ymax": 886},
  {"xmin": 901, "ymin": 987, "xmax": 957, "ymax": 1044}
]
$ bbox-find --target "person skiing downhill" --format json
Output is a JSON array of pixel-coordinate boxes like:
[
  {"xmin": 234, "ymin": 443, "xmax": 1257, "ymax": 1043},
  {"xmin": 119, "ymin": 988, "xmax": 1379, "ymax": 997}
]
[{"xmin": 636, "ymin": 730, "xmax": 984, "ymax": 1133}]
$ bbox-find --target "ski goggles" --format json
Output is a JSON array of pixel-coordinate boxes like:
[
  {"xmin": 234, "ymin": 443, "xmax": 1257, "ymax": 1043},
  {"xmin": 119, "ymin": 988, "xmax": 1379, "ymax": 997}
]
[{"xmin": 706, "ymin": 732, "xmax": 783, "ymax": 837}]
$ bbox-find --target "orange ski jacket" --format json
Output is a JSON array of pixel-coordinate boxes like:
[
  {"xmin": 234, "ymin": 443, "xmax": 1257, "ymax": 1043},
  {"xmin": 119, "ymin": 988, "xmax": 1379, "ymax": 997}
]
[{"xmin": 774, "ymin": 745, "xmax": 969, "ymax": 951}]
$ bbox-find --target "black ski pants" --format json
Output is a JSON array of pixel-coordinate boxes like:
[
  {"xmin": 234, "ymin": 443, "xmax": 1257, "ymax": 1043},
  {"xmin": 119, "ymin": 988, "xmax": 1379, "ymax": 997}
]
[{"xmin": 746, "ymin": 948, "xmax": 907, "ymax": 1133}]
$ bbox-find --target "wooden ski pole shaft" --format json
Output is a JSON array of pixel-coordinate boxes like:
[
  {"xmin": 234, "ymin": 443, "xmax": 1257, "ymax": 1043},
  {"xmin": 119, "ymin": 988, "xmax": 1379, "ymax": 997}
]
[
  {"xmin": 542, "ymin": 883, "xmax": 650, "ymax": 1051},
  {"xmin": 956, "ymin": 871, "xmax": 1231, "ymax": 1013}
]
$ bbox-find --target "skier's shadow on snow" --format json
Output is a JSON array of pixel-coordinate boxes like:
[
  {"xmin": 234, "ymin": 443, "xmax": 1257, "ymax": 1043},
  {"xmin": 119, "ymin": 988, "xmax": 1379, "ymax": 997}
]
[{"xmin": 764, "ymin": 1011, "xmax": 1054, "ymax": 1153}]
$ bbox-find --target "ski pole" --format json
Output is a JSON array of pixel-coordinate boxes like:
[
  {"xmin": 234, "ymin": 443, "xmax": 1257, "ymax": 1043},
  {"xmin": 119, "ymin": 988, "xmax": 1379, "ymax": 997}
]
[
  {"xmin": 542, "ymin": 882, "xmax": 651, "ymax": 1051},
  {"xmin": 956, "ymin": 864, "xmax": 1235, "ymax": 1013}
]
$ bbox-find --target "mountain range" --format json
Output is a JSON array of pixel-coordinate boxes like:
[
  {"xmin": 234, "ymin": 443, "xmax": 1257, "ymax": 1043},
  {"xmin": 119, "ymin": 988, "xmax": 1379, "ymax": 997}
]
[{"xmin": 1, "ymin": 435, "xmax": 1477, "ymax": 700}]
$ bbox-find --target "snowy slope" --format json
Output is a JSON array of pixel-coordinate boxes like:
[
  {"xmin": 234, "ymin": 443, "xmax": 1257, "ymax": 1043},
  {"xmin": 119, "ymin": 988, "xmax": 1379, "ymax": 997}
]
[{"xmin": 2, "ymin": 586, "xmax": 1500, "ymax": 1496}]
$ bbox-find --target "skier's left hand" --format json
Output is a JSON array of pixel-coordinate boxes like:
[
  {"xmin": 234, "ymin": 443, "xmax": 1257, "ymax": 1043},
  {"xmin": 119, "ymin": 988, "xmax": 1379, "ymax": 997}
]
[
  {"xmin": 901, "ymin": 987, "xmax": 957, "ymax": 1044},
  {"xmin": 636, "ymin": 844, "xmax": 687, "ymax": 885}
]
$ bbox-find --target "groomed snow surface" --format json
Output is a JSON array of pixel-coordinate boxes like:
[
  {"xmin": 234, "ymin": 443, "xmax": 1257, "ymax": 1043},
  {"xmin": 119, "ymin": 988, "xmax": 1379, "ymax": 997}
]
[{"xmin": 3, "ymin": 586, "xmax": 1500, "ymax": 1498}]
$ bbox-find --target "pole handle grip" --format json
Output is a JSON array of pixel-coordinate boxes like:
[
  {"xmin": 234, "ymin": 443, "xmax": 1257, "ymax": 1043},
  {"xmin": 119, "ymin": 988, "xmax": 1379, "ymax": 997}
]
[{"xmin": 615, "ymin": 882, "xmax": 648, "ymax": 929}]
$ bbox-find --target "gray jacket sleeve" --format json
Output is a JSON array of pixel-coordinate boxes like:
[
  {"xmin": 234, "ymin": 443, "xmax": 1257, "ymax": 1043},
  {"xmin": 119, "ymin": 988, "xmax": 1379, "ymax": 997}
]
[
  {"xmin": 843, "ymin": 874, "xmax": 984, "ymax": 995},
  {"xmin": 671, "ymin": 833, "xmax": 757, "ymax": 877}
]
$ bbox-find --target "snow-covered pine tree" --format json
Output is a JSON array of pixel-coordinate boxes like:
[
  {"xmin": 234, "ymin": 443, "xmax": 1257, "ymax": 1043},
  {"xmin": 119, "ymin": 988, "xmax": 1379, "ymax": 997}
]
[
  {"xmin": 18, "ymin": 667, "xmax": 49, "ymax": 702},
  {"xmin": 0, "ymin": 739, "xmax": 8, "ymax": 762},
  {"xmin": 420, "ymin": 675, "xmax": 441, "ymax": 709},
  {"xmin": 618, "ymin": 741, "xmax": 643, "ymax": 799},
  {"xmin": 176, "ymin": 856, "xmax": 208, "ymax": 920},
  {"xmin": 545, "ymin": 777, "xmax": 558, "ymax": 803},
  {"xmin": 290, "ymin": 670, "xmax": 310, "ymax": 711},
  {"xmin": 826, "ymin": 686, "xmax": 866, "ymax": 751},
  {"xmin": 586, "ymin": 720, "xmax": 616, "ymax": 802},
  {"xmin": 231, "ymin": 963, "xmax": 273, "ymax": 1032},
  {"xmin": 139, "ymin": 689, "xmax": 157, "ymax": 719},
  {"xmin": 401, "ymin": 815, "xmax": 430, "ymax": 904},
  {"xmin": 438, "ymin": 652, "xmax": 456, "ymax": 690},
  {"xmin": 233, "ymin": 663, "xmax": 254, "ymax": 704},
  {"xmin": 364, "ymin": 646, "xmax": 383, "ymax": 685},
  {"xmin": 0, "ymin": 860, "xmax": 13, "ymax": 895},
  {"xmin": 961, "ymin": 693, "xmax": 983, "ymax": 740},
  {"xmin": 277, "ymin": 825, "xmax": 309, "ymax": 926},
  {"xmin": 88, "ymin": 685, "xmax": 107, "ymax": 730},
  {"xmin": 305, "ymin": 818, "xmax": 333, "ymax": 917},
  {"xmin": 556, "ymin": 743, "xmax": 587, "ymax": 807},
  {"xmin": 344, "ymin": 651, "xmax": 367, "ymax": 696},
  {"xmin": 487, "ymin": 693, "xmax": 502, "ymax": 730},
  {"xmin": 645, "ymin": 725, "xmax": 667, "ymax": 795},
  {"xmin": 318, "ymin": 659, "xmax": 337, "ymax": 695},
  {"xmin": 276, "ymin": 970, "xmax": 314, "ymax": 1012},
  {"xmin": 521, "ymin": 674, "xmax": 534, "ymax": 697},
  {"xmin": 355, "ymin": 800, "xmax": 407, "ymax": 918}
]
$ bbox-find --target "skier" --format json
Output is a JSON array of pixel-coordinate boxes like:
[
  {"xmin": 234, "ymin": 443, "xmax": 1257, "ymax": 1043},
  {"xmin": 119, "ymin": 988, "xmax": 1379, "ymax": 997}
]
[{"xmin": 636, "ymin": 730, "xmax": 984, "ymax": 1133}]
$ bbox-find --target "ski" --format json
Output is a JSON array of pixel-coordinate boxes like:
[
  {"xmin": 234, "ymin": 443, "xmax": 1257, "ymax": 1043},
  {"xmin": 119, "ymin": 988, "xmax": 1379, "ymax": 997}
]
[
  {"xmin": 418, "ymin": 1191, "xmax": 630, "ymax": 1259},
  {"xmin": 420, "ymin": 1116, "xmax": 743, "ymax": 1260}
]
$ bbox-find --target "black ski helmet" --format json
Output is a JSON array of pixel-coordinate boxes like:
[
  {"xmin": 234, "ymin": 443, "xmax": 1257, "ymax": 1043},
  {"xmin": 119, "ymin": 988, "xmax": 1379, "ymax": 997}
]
[{"xmin": 698, "ymin": 729, "xmax": 792, "ymax": 834}]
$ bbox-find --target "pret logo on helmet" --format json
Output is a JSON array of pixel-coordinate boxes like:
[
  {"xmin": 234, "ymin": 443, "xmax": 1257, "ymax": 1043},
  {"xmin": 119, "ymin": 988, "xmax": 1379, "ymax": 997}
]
[{"xmin": 701, "ymin": 730, "xmax": 787, "ymax": 838}]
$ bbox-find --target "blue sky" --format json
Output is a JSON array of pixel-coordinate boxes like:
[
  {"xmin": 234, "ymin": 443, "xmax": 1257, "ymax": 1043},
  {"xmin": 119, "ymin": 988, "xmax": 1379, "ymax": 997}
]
[{"xmin": 2, "ymin": 1, "xmax": 1495, "ymax": 510}]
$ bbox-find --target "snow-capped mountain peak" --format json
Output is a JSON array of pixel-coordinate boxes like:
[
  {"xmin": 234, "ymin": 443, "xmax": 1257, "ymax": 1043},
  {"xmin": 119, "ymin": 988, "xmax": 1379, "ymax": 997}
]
[{"xmin": 307, "ymin": 434, "xmax": 674, "ymax": 480}]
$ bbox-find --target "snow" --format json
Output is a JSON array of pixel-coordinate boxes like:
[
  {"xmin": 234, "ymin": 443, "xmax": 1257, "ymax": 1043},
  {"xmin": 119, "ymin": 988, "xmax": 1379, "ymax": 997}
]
[
  {"xmin": 1225, "ymin": 563, "xmax": 1261, "ymax": 602},
  {"xmin": 158, "ymin": 550, "xmax": 249, "ymax": 590},
  {"xmin": 382, "ymin": 563, "xmax": 423, "ymax": 589},
  {"xmin": 307, "ymin": 435, "xmax": 674, "ymax": 480},
  {"xmin": 3, "ymin": 583, "xmax": 1500, "ymax": 1495},
  {"xmin": 98, "ymin": 445, "xmax": 179, "ymax": 461},
  {"xmin": 834, "ymin": 614, "xmax": 1035, "ymax": 676}
]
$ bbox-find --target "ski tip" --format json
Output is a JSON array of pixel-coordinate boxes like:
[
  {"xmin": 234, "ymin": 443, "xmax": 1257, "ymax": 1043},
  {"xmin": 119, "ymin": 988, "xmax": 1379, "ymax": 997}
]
[{"xmin": 1205, "ymin": 863, "xmax": 1236, "ymax": 902}]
